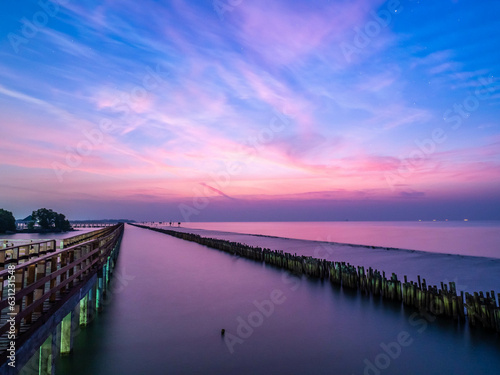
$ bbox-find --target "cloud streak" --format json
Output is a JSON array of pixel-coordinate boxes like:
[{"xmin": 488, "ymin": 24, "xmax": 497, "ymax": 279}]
[{"xmin": 0, "ymin": 0, "xmax": 499, "ymax": 219}]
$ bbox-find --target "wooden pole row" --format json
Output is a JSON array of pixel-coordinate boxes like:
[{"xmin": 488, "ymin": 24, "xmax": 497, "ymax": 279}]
[{"xmin": 134, "ymin": 224, "xmax": 500, "ymax": 334}]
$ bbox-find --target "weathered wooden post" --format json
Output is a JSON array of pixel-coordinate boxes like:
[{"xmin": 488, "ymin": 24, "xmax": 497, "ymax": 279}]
[
  {"xmin": 35, "ymin": 259, "xmax": 47, "ymax": 314},
  {"xmin": 49, "ymin": 254, "xmax": 58, "ymax": 303},
  {"xmin": 25, "ymin": 264, "xmax": 36, "ymax": 324},
  {"xmin": 14, "ymin": 266, "xmax": 24, "ymax": 333},
  {"xmin": 59, "ymin": 253, "xmax": 67, "ymax": 294},
  {"xmin": 0, "ymin": 250, "xmax": 5, "ymax": 272}
]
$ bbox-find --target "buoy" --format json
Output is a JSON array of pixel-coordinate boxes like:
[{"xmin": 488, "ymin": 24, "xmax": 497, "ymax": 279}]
[{"xmin": 221, "ymin": 329, "xmax": 225, "ymax": 335}]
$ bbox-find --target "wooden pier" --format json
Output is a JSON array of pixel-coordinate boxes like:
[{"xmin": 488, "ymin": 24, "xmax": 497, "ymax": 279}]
[
  {"xmin": 0, "ymin": 224, "xmax": 124, "ymax": 374},
  {"xmin": 134, "ymin": 224, "xmax": 500, "ymax": 334}
]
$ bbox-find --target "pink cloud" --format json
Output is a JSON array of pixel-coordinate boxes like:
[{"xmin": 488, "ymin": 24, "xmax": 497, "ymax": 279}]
[{"xmin": 233, "ymin": 0, "xmax": 385, "ymax": 65}]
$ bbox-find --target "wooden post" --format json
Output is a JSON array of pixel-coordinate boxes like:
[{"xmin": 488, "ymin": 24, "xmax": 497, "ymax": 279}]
[
  {"xmin": 35, "ymin": 260, "xmax": 47, "ymax": 314},
  {"xmin": 0, "ymin": 250, "xmax": 5, "ymax": 271},
  {"xmin": 49, "ymin": 255, "xmax": 58, "ymax": 302},
  {"xmin": 14, "ymin": 267, "xmax": 24, "ymax": 333},
  {"xmin": 25, "ymin": 264, "xmax": 36, "ymax": 324},
  {"xmin": 68, "ymin": 250, "xmax": 75, "ymax": 288},
  {"xmin": 74, "ymin": 247, "xmax": 81, "ymax": 283},
  {"xmin": 60, "ymin": 252, "xmax": 68, "ymax": 293}
]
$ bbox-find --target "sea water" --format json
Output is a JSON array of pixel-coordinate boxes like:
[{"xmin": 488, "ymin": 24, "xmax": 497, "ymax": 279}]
[
  {"xmin": 176, "ymin": 221, "xmax": 500, "ymax": 258},
  {"xmin": 55, "ymin": 224, "xmax": 500, "ymax": 375}
]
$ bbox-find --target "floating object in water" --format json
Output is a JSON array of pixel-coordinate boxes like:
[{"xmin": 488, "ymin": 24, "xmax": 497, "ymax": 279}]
[{"xmin": 221, "ymin": 329, "xmax": 225, "ymax": 336}]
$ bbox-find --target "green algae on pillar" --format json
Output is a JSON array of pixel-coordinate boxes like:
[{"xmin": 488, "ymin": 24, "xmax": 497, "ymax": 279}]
[
  {"xmin": 97, "ymin": 274, "xmax": 104, "ymax": 311},
  {"xmin": 80, "ymin": 295, "xmax": 88, "ymax": 326},
  {"xmin": 39, "ymin": 334, "xmax": 53, "ymax": 375},
  {"xmin": 60, "ymin": 312, "xmax": 73, "ymax": 355}
]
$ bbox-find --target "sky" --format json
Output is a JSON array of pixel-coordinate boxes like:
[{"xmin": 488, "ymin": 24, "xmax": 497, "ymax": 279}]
[{"xmin": 0, "ymin": 0, "xmax": 499, "ymax": 222}]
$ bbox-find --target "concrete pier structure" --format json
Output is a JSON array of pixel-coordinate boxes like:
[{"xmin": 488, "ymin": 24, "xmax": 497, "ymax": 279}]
[{"xmin": 0, "ymin": 224, "xmax": 123, "ymax": 374}]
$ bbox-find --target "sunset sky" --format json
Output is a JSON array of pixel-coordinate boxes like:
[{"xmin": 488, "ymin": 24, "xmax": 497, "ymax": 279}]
[{"xmin": 1, "ymin": 0, "xmax": 499, "ymax": 221}]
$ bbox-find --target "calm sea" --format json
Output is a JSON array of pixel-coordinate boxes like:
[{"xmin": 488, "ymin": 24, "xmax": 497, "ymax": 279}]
[
  {"xmin": 177, "ymin": 221, "xmax": 500, "ymax": 258},
  {"xmin": 55, "ymin": 224, "xmax": 500, "ymax": 375},
  {"xmin": 5, "ymin": 222, "xmax": 499, "ymax": 374}
]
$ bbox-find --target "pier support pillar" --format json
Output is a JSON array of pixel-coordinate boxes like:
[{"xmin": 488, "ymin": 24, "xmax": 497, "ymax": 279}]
[
  {"xmin": 79, "ymin": 295, "xmax": 88, "ymax": 326},
  {"xmin": 102, "ymin": 264, "xmax": 108, "ymax": 296},
  {"xmin": 97, "ymin": 271, "xmax": 104, "ymax": 311},
  {"xmin": 60, "ymin": 312, "xmax": 73, "ymax": 355},
  {"xmin": 39, "ymin": 334, "xmax": 54, "ymax": 375},
  {"xmin": 53, "ymin": 324, "xmax": 61, "ymax": 362},
  {"xmin": 88, "ymin": 285, "xmax": 97, "ymax": 322},
  {"xmin": 108, "ymin": 257, "xmax": 115, "ymax": 275},
  {"xmin": 106, "ymin": 258, "xmax": 111, "ymax": 284}
]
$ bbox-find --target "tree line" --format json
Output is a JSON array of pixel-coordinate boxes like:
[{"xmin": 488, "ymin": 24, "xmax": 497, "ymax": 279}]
[{"xmin": 0, "ymin": 208, "xmax": 72, "ymax": 233}]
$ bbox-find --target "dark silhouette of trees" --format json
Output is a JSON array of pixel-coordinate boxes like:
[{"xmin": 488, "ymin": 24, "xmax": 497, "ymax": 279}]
[
  {"xmin": 0, "ymin": 209, "xmax": 16, "ymax": 233},
  {"xmin": 32, "ymin": 208, "xmax": 72, "ymax": 231},
  {"xmin": 54, "ymin": 212, "xmax": 72, "ymax": 231}
]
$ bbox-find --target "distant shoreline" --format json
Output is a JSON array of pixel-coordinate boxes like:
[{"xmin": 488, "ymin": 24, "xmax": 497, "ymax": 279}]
[{"xmin": 7, "ymin": 228, "xmax": 76, "ymax": 234}]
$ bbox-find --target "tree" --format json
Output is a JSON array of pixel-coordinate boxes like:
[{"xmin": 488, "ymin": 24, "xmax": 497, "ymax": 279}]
[
  {"xmin": 0, "ymin": 209, "xmax": 16, "ymax": 233},
  {"xmin": 32, "ymin": 208, "xmax": 56, "ymax": 229},
  {"xmin": 32, "ymin": 208, "xmax": 72, "ymax": 231},
  {"xmin": 54, "ymin": 213, "xmax": 72, "ymax": 231}
]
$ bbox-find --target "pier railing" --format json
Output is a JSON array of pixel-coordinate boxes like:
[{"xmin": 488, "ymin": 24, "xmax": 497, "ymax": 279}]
[
  {"xmin": 0, "ymin": 223, "xmax": 124, "ymax": 368},
  {"xmin": 0, "ymin": 225, "xmax": 119, "ymax": 270},
  {"xmin": 0, "ymin": 240, "xmax": 57, "ymax": 270},
  {"xmin": 61, "ymin": 225, "xmax": 119, "ymax": 248}
]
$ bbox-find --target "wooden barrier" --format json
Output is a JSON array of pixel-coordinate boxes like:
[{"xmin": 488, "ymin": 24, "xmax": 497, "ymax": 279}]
[
  {"xmin": 62, "ymin": 225, "xmax": 120, "ymax": 248},
  {"xmin": 133, "ymin": 224, "xmax": 500, "ymax": 334},
  {"xmin": 0, "ymin": 226, "xmax": 118, "ymax": 273},
  {"xmin": 0, "ymin": 240, "xmax": 57, "ymax": 271}
]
